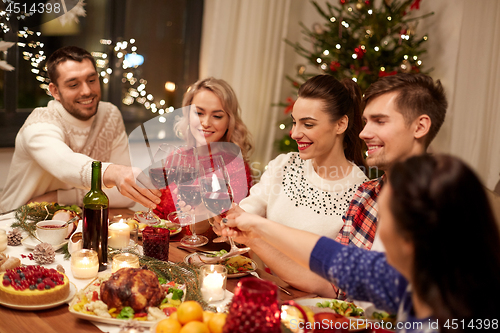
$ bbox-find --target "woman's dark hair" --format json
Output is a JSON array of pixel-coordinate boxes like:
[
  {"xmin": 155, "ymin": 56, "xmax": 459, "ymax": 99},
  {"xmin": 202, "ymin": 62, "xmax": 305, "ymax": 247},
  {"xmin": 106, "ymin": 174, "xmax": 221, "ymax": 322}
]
[
  {"xmin": 298, "ymin": 75, "xmax": 367, "ymax": 170},
  {"xmin": 389, "ymin": 154, "xmax": 500, "ymax": 332}
]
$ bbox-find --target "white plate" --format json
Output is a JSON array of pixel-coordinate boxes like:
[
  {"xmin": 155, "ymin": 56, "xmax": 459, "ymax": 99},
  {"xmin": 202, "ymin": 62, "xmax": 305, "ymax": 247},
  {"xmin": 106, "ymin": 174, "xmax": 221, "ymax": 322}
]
[
  {"xmin": 294, "ymin": 298, "xmax": 379, "ymax": 332},
  {"xmin": 0, "ymin": 282, "xmax": 77, "ymax": 311},
  {"xmin": 138, "ymin": 223, "xmax": 182, "ymax": 237},
  {"xmin": 22, "ymin": 236, "xmax": 68, "ymax": 250},
  {"xmin": 68, "ymin": 277, "xmax": 158, "ymax": 327},
  {"xmin": 183, "ymin": 252, "xmax": 257, "ymax": 278},
  {"xmin": 69, "ymin": 306, "xmax": 157, "ymax": 327}
]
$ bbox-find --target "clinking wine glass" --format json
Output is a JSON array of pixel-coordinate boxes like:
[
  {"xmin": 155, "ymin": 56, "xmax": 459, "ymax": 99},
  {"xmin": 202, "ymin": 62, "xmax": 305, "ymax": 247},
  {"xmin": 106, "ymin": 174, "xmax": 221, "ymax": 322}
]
[
  {"xmin": 176, "ymin": 149, "xmax": 208, "ymax": 247},
  {"xmin": 135, "ymin": 143, "xmax": 177, "ymax": 225},
  {"xmin": 200, "ymin": 155, "xmax": 250, "ymax": 258},
  {"xmin": 149, "ymin": 143, "xmax": 179, "ymax": 189}
]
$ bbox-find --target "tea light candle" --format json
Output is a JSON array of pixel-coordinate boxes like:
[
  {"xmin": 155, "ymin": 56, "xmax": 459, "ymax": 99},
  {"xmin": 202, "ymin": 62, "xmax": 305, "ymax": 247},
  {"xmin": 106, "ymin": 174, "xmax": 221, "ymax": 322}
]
[
  {"xmin": 200, "ymin": 265, "xmax": 227, "ymax": 302},
  {"xmin": 0, "ymin": 229, "xmax": 7, "ymax": 252},
  {"xmin": 112, "ymin": 253, "xmax": 140, "ymax": 272},
  {"xmin": 108, "ymin": 220, "xmax": 130, "ymax": 249},
  {"xmin": 71, "ymin": 249, "xmax": 99, "ymax": 279}
]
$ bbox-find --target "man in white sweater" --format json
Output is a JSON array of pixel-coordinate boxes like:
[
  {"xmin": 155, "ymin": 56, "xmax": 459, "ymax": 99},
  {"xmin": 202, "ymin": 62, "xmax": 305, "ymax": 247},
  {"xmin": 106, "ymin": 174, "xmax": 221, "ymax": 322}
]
[{"xmin": 0, "ymin": 46, "xmax": 161, "ymax": 212}]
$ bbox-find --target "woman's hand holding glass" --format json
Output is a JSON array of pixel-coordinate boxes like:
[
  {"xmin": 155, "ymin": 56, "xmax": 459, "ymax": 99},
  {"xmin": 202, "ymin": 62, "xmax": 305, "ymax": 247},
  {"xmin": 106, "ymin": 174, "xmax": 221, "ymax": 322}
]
[
  {"xmin": 199, "ymin": 156, "xmax": 250, "ymax": 258},
  {"xmin": 220, "ymin": 205, "xmax": 262, "ymax": 242}
]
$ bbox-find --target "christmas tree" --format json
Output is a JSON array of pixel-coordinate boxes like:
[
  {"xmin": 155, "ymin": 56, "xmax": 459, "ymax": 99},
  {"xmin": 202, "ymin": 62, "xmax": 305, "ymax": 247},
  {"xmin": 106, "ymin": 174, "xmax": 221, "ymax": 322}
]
[{"xmin": 277, "ymin": 0, "xmax": 433, "ymax": 153}]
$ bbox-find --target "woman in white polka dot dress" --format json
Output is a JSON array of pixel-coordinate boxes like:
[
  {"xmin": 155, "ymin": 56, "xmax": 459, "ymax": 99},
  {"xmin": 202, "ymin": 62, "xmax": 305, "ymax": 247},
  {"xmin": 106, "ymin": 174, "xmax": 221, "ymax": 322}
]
[
  {"xmin": 233, "ymin": 75, "xmax": 369, "ymax": 297},
  {"xmin": 224, "ymin": 154, "xmax": 500, "ymax": 333}
]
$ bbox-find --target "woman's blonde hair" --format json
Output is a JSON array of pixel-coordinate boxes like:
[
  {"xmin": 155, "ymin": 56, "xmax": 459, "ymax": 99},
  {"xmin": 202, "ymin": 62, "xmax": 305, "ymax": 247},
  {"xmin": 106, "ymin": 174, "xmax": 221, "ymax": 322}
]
[{"xmin": 174, "ymin": 77, "xmax": 253, "ymax": 162}]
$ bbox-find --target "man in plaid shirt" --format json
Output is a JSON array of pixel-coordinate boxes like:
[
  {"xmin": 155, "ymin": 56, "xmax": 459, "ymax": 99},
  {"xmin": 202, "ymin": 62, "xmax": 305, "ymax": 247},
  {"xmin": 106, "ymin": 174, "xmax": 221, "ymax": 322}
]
[{"xmin": 336, "ymin": 73, "xmax": 448, "ymax": 250}]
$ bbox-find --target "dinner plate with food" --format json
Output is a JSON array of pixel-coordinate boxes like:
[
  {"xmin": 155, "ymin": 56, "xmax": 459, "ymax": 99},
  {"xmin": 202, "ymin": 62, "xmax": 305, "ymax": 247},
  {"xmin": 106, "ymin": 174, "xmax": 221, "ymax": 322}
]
[
  {"xmin": 183, "ymin": 250, "xmax": 256, "ymax": 278},
  {"xmin": 126, "ymin": 218, "xmax": 182, "ymax": 237},
  {"xmin": 291, "ymin": 298, "xmax": 396, "ymax": 332},
  {"xmin": 69, "ymin": 267, "xmax": 186, "ymax": 327}
]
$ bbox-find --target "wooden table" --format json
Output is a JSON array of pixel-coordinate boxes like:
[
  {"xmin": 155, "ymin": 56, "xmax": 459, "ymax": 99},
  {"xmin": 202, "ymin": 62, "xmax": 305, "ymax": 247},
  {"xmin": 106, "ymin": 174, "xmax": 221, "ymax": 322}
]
[{"xmin": 0, "ymin": 209, "xmax": 315, "ymax": 333}]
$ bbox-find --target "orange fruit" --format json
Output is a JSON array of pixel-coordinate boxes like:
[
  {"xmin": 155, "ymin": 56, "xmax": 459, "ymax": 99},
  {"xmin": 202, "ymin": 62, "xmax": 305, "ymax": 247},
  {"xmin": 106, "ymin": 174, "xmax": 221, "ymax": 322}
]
[
  {"xmin": 156, "ymin": 318, "xmax": 182, "ymax": 333},
  {"xmin": 170, "ymin": 311, "xmax": 179, "ymax": 322},
  {"xmin": 177, "ymin": 301, "xmax": 204, "ymax": 325},
  {"xmin": 179, "ymin": 321, "xmax": 210, "ymax": 333},
  {"xmin": 208, "ymin": 313, "xmax": 227, "ymax": 333},
  {"xmin": 203, "ymin": 311, "xmax": 215, "ymax": 324}
]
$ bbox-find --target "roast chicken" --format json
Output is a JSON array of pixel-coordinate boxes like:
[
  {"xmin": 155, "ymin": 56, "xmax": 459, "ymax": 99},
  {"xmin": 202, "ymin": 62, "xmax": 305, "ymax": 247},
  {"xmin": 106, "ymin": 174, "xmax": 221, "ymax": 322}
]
[{"xmin": 100, "ymin": 268, "xmax": 163, "ymax": 312}]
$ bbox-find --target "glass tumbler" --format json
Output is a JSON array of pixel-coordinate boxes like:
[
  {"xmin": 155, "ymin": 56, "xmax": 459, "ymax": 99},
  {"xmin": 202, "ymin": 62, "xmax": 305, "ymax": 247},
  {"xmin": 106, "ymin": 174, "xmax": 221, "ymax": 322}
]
[
  {"xmin": 142, "ymin": 226, "xmax": 170, "ymax": 261},
  {"xmin": 223, "ymin": 277, "xmax": 310, "ymax": 333}
]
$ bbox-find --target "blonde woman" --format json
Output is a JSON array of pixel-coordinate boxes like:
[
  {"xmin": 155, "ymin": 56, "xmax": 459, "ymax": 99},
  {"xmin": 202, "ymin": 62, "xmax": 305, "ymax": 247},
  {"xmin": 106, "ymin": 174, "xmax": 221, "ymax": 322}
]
[{"xmin": 154, "ymin": 77, "xmax": 254, "ymax": 221}]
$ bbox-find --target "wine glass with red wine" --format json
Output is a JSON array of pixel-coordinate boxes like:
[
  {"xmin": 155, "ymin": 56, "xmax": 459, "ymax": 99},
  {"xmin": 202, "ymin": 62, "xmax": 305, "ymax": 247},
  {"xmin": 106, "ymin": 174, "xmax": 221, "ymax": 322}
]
[
  {"xmin": 135, "ymin": 143, "xmax": 178, "ymax": 225},
  {"xmin": 200, "ymin": 155, "xmax": 250, "ymax": 257},
  {"xmin": 149, "ymin": 143, "xmax": 179, "ymax": 189},
  {"xmin": 176, "ymin": 148, "xmax": 208, "ymax": 247}
]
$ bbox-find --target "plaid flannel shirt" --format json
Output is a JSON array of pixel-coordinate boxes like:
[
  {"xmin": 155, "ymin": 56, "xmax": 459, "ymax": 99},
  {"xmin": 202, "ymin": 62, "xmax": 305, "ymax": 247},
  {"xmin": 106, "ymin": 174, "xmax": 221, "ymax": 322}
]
[{"xmin": 335, "ymin": 175, "xmax": 385, "ymax": 250}]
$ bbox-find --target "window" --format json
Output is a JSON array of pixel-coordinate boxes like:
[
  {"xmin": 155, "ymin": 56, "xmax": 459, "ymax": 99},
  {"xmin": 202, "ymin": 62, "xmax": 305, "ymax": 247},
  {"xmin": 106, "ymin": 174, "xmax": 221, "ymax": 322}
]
[{"xmin": 0, "ymin": 0, "xmax": 203, "ymax": 147}]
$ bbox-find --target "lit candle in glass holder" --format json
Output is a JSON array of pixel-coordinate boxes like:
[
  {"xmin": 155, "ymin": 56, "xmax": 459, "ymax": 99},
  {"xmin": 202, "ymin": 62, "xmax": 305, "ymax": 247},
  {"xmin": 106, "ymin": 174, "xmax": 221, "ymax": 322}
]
[
  {"xmin": 71, "ymin": 249, "xmax": 99, "ymax": 279},
  {"xmin": 108, "ymin": 219, "xmax": 130, "ymax": 249},
  {"xmin": 200, "ymin": 264, "xmax": 227, "ymax": 302},
  {"xmin": 112, "ymin": 253, "xmax": 140, "ymax": 272}
]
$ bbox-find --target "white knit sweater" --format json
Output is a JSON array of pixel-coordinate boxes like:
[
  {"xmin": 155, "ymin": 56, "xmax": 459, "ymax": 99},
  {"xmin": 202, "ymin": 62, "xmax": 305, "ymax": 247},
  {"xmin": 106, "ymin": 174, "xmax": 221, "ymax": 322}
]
[
  {"xmin": 0, "ymin": 100, "xmax": 134, "ymax": 212},
  {"xmin": 239, "ymin": 153, "xmax": 368, "ymax": 238}
]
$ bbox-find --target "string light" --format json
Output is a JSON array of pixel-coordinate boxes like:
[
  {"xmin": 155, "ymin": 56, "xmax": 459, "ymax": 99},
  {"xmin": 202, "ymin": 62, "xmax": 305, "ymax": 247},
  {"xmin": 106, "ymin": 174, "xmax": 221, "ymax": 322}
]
[{"xmin": 16, "ymin": 25, "xmax": 174, "ymax": 114}]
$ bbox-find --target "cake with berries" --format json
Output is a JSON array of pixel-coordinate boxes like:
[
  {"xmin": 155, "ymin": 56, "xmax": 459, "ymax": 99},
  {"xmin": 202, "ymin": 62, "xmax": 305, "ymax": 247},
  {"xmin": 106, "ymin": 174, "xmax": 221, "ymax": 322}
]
[{"xmin": 0, "ymin": 265, "xmax": 70, "ymax": 305}]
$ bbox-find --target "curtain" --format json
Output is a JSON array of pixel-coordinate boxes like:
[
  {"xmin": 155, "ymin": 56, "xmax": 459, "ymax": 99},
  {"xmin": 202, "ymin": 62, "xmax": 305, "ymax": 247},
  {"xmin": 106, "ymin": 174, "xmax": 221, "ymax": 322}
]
[
  {"xmin": 199, "ymin": 0, "xmax": 291, "ymax": 170},
  {"xmin": 449, "ymin": 0, "xmax": 500, "ymax": 190}
]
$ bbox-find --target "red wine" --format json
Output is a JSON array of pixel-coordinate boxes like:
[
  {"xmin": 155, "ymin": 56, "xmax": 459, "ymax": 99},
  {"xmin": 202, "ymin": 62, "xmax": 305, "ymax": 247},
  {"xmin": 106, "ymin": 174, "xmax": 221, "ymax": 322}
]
[
  {"xmin": 165, "ymin": 167, "xmax": 178, "ymax": 184},
  {"xmin": 178, "ymin": 184, "xmax": 202, "ymax": 206},
  {"xmin": 203, "ymin": 192, "xmax": 232, "ymax": 215},
  {"xmin": 178, "ymin": 168, "xmax": 198, "ymax": 184},
  {"xmin": 82, "ymin": 204, "xmax": 108, "ymax": 271},
  {"xmin": 149, "ymin": 167, "xmax": 178, "ymax": 189},
  {"xmin": 149, "ymin": 167, "xmax": 167, "ymax": 188}
]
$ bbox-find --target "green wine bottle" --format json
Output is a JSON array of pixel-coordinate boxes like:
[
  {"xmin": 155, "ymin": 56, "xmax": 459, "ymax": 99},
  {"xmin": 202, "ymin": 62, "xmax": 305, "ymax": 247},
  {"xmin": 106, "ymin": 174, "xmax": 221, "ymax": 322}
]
[{"xmin": 82, "ymin": 161, "xmax": 109, "ymax": 272}]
